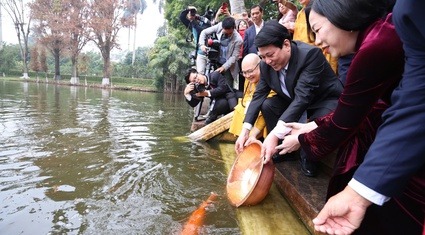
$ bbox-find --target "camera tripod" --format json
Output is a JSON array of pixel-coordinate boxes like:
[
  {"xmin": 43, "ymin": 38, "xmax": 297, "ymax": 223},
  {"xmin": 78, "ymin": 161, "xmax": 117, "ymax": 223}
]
[{"xmin": 193, "ymin": 54, "xmax": 219, "ymax": 122}]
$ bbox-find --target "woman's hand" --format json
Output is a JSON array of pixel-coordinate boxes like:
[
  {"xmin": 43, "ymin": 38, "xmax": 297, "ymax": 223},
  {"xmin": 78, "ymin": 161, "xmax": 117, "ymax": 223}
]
[
  {"xmin": 284, "ymin": 121, "xmax": 318, "ymax": 135},
  {"xmin": 275, "ymin": 134, "xmax": 300, "ymax": 155}
]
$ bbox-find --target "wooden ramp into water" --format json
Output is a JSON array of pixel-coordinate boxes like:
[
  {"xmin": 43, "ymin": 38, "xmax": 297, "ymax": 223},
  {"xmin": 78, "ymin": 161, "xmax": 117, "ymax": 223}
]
[
  {"xmin": 219, "ymin": 143, "xmax": 311, "ymax": 235},
  {"xmin": 188, "ymin": 111, "xmax": 236, "ymax": 142}
]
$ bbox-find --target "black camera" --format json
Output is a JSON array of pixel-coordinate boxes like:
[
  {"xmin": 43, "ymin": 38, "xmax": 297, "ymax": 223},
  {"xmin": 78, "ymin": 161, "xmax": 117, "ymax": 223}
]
[
  {"xmin": 194, "ymin": 83, "xmax": 206, "ymax": 93},
  {"xmin": 203, "ymin": 7, "xmax": 216, "ymax": 21}
]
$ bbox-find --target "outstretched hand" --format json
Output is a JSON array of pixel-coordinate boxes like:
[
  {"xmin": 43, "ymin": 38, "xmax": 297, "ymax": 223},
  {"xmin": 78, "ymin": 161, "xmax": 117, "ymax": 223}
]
[
  {"xmin": 285, "ymin": 121, "xmax": 318, "ymax": 135},
  {"xmin": 313, "ymin": 186, "xmax": 372, "ymax": 235},
  {"xmin": 235, "ymin": 133, "xmax": 262, "ymax": 155},
  {"xmin": 261, "ymin": 134, "xmax": 279, "ymax": 164},
  {"xmin": 275, "ymin": 134, "xmax": 300, "ymax": 155}
]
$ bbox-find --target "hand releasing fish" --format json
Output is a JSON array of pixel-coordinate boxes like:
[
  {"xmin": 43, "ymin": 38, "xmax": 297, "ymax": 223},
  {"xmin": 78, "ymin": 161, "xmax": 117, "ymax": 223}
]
[{"xmin": 181, "ymin": 192, "xmax": 217, "ymax": 235}]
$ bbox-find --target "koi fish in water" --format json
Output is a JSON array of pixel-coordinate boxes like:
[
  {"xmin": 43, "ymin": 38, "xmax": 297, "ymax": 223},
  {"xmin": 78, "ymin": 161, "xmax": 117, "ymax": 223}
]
[{"xmin": 181, "ymin": 192, "xmax": 217, "ymax": 235}]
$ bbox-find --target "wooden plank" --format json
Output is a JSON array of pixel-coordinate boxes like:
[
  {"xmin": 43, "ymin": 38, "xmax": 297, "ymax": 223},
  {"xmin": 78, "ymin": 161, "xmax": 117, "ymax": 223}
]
[
  {"xmin": 188, "ymin": 111, "xmax": 234, "ymax": 141},
  {"xmin": 219, "ymin": 143, "xmax": 311, "ymax": 235}
]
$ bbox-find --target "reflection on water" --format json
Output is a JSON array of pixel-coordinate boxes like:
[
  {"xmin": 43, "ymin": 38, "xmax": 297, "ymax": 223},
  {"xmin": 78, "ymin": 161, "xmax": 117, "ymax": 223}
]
[{"xmin": 0, "ymin": 80, "xmax": 240, "ymax": 234}]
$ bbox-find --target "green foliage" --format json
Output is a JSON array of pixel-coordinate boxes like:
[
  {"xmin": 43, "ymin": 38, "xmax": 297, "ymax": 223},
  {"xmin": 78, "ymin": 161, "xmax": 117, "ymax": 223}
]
[
  {"xmin": 3, "ymin": 0, "xmax": 304, "ymax": 92},
  {"xmin": 148, "ymin": 31, "xmax": 193, "ymax": 91},
  {"xmin": 0, "ymin": 44, "xmax": 20, "ymax": 73}
]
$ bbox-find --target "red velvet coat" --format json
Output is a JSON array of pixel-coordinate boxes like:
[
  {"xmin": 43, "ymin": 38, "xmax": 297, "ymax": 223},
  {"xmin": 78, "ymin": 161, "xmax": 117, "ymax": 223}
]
[{"xmin": 298, "ymin": 15, "xmax": 404, "ymax": 198}]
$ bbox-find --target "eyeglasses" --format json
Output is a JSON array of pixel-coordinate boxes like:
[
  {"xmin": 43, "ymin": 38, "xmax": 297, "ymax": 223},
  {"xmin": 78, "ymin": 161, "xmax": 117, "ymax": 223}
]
[
  {"xmin": 242, "ymin": 63, "xmax": 260, "ymax": 76},
  {"xmin": 190, "ymin": 73, "xmax": 199, "ymax": 83}
]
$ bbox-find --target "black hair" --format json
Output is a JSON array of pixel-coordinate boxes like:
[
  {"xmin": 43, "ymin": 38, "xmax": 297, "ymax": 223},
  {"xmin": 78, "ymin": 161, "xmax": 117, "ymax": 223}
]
[
  {"xmin": 250, "ymin": 4, "xmax": 263, "ymax": 12},
  {"xmin": 276, "ymin": 3, "xmax": 283, "ymax": 22},
  {"xmin": 254, "ymin": 20, "xmax": 291, "ymax": 49},
  {"xmin": 312, "ymin": 0, "xmax": 388, "ymax": 31},
  {"xmin": 222, "ymin": 17, "xmax": 236, "ymax": 29},
  {"xmin": 305, "ymin": 0, "xmax": 315, "ymax": 43},
  {"xmin": 184, "ymin": 68, "xmax": 197, "ymax": 84}
]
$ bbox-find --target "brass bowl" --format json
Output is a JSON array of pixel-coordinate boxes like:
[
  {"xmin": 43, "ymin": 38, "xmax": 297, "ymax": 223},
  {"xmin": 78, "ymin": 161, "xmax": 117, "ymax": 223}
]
[{"xmin": 226, "ymin": 142, "xmax": 275, "ymax": 207}]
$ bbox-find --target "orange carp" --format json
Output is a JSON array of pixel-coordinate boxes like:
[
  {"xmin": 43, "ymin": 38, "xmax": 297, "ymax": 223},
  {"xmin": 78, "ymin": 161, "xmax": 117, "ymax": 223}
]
[{"xmin": 181, "ymin": 192, "xmax": 217, "ymax": 235}]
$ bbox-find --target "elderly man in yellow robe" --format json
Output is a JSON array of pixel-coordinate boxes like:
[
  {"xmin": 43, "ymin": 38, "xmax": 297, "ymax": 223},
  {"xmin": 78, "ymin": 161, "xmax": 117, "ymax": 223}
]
[{"xmin": 229, "ymin": 53, "xmax": 276, "ymax": 142}]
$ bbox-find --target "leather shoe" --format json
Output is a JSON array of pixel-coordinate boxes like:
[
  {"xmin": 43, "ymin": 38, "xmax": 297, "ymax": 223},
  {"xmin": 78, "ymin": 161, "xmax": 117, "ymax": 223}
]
[
  {"xmin": 204, "ymin": 115, "xmax": 217, "ymax": 125},
  {"xmin": 299, "ymin": 154, "xmax": 318, "ymax": 177},
  {"xmin": 272, "ymin": 152, "xmax": 298, "ymax": 163}
]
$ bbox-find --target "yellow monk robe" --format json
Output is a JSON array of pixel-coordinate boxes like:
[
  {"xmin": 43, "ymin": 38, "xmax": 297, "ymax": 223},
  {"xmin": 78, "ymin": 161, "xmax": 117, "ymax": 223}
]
[
  {"xmin": 229, "ymin": 80, "xmax": 276, "ymax": 138},
  {"xmin": 293, "ymin": 8, "xmax": 338, "ymax": 74}
]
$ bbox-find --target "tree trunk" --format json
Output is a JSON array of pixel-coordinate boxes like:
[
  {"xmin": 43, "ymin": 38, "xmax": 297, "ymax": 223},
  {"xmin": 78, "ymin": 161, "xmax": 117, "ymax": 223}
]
[
  {"xmin": 16, "ymin": 26, "xmax": 29, "ymax": 79},
  {"xmin": 53, "ymin": 48, "xmax": 61, "ymax": 80},
  {"xmin": 172, "ymin": 74, "xmax": 177, "ymax": 93},
  {"xmin": 102, "ymin": 49, "xmax": 111, "ymax": 86},
  {"xmin": 229, "ymin": 0, "xmax": 246, "ymax": 15},
  {"xmin": 70, "ymin": 55, "xmax": 79, "ymax": 84}
]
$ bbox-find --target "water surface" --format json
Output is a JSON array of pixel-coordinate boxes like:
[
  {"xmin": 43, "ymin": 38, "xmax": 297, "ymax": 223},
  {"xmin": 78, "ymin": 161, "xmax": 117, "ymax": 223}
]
[{"xmin": 0, "ymin": 80, "xmax": 309, "ymax": 235}]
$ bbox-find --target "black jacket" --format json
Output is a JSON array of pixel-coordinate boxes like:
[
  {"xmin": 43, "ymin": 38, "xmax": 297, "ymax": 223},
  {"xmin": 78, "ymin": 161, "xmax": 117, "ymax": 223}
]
[
  {"xmin": 245, "ymin": 41, "xmax": 343, "ymax": 124},
  {"xmin": 185, "ymin": 71, "xmax": 231, "ymax": 108}
]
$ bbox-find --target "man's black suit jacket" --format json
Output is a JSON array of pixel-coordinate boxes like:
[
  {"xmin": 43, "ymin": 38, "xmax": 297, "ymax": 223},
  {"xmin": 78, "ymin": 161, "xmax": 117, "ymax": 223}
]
[
  {"xmin": 185, "ymin": 72, "xmax": 230, "ymax": 108},
  {"xmin": 244, "ymin": 41, "xmax": 343, "ymax": 125},
  {"xmin": 242, "ymin": 25, "xmax": 259, "ymax": 58}
]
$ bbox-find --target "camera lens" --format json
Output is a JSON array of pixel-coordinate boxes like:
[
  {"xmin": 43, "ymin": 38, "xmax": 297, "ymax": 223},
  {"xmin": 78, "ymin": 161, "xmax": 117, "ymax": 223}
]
[{"xmin": 195, "ymin": 83, "xmax": 206, "ymax": 93}]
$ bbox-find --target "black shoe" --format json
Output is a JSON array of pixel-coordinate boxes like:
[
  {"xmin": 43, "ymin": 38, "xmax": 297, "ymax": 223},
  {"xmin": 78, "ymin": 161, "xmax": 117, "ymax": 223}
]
[
  {"xmin": 299, "ymin": 154, "xmax": 318, "ymax": 177},
  {"xmin": 204, "ymin": 115, "xmax": 217, "ymax": 125},
  {"xmin": 272, "ymin": 152, "xmax": 298, "ymax": 163}
]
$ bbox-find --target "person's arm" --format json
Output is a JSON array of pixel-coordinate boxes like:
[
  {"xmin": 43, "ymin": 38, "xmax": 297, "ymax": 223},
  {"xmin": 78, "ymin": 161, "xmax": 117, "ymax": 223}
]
[
  {"xmin": 184, "ymin": 89, "xmax": 202, "ymax": 107},
  {"xmin": 179, "ymin": 9, "xmax": 190, "ymax": 28},
  {"xmin": 313, "ymin": 185, "xmax": 372, "ymax": 235},
  {"xmin": 198, "ymin": 24, "xmax": 219, "ymax": 53},
  {"xmin": 193, "ymin": 16, "xmax": 211, "ymax": 33},
  {"xmin": 207, "ymin": 72, "xmax": 228, "ymax": 98}
]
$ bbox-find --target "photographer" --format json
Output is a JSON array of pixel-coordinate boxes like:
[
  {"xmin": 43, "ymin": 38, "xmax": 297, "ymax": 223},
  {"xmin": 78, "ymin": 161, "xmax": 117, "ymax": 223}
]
[
  {"xmin": 179, "ymin": 6, "xmax": 212, "ymax": 73},
  {"xmin": 198, "ymin": 17, "xmax": 243, "ymax": 90},
  {"xmin": 184, "ymin": 68, "xmax": 238, "ymax": 124}
]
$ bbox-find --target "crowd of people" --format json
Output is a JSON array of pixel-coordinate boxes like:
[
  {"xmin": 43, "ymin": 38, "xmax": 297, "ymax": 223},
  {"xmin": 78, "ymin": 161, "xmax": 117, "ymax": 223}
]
[{"xmin": 181, "ymin": 0, "xmax": 425, "ymax": 233}]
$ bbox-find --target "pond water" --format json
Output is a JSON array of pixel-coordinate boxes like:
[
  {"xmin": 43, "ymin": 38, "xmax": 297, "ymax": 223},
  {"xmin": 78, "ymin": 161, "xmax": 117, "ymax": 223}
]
[{"xmin": 0, "ymin": 80, "xmax": 309, "ymax": 235}]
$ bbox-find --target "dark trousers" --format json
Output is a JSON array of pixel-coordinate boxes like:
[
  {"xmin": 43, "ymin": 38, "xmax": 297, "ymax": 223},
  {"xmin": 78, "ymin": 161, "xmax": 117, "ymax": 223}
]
[
  {"xmin": 210, "ymin": 91, "xmax": 239, "ymax": 118},
  {"xmin": 261, "ymin": 95, "xmax": 290, "ymax": 132}
]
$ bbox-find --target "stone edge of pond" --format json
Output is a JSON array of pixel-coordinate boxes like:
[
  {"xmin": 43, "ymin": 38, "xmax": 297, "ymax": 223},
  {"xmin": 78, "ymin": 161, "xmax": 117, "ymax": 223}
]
[{"xmin": 6, "ymin": 78, "xmax": 159, "ymax": 93}]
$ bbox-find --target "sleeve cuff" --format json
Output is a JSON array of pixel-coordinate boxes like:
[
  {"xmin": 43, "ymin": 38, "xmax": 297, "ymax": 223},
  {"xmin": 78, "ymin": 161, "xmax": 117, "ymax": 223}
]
[
  {"xmin": 243, "ymin": 122, "xmax": 253, "ymax": 131},
  {"xmin": 271, "ymin": 120, "xmax": 292, "ymax": 139},
  {"xmin": 348, "ymin": 178, "xmax": 390, "ymax": 206},
  {"xmin": 184, "ymin": 94, "xmax": 192, "ymax": 101}
]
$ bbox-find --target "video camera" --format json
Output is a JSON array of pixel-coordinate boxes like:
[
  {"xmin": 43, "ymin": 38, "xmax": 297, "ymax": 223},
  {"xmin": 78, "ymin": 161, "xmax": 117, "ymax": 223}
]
[{"xmin": 205, "ymin": 35, "xmax": 221, "ymax": 66}]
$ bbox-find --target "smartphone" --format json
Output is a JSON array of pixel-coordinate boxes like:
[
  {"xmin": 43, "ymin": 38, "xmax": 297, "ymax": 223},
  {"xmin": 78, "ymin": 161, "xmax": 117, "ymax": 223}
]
[{"xmin": 221, "ymin": 2, "xmax": 228, "ymax": 10}]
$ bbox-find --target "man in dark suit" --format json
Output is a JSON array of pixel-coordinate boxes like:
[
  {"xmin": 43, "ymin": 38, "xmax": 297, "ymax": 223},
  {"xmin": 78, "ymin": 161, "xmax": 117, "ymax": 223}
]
[
  {"xmin": 313, "ymin": 1, "xmax": 425, "ymax": 234},
  {"xmin": 184, "ymin": 68, "xmax": 238, "ymax": 124},
  {"xmin": 242, "ymin": 4, "xmax": 265, "ymax": 58},
  {"xmin": 235, "ymin": 20, "xmax": 342, "ymax": 176}
]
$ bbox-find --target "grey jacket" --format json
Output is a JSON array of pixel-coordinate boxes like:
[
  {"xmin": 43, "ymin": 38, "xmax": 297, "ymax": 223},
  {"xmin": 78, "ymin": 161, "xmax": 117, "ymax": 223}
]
[{"xmin": 198, "ymin": 22, "xmax": 243, "ymax": 81}]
